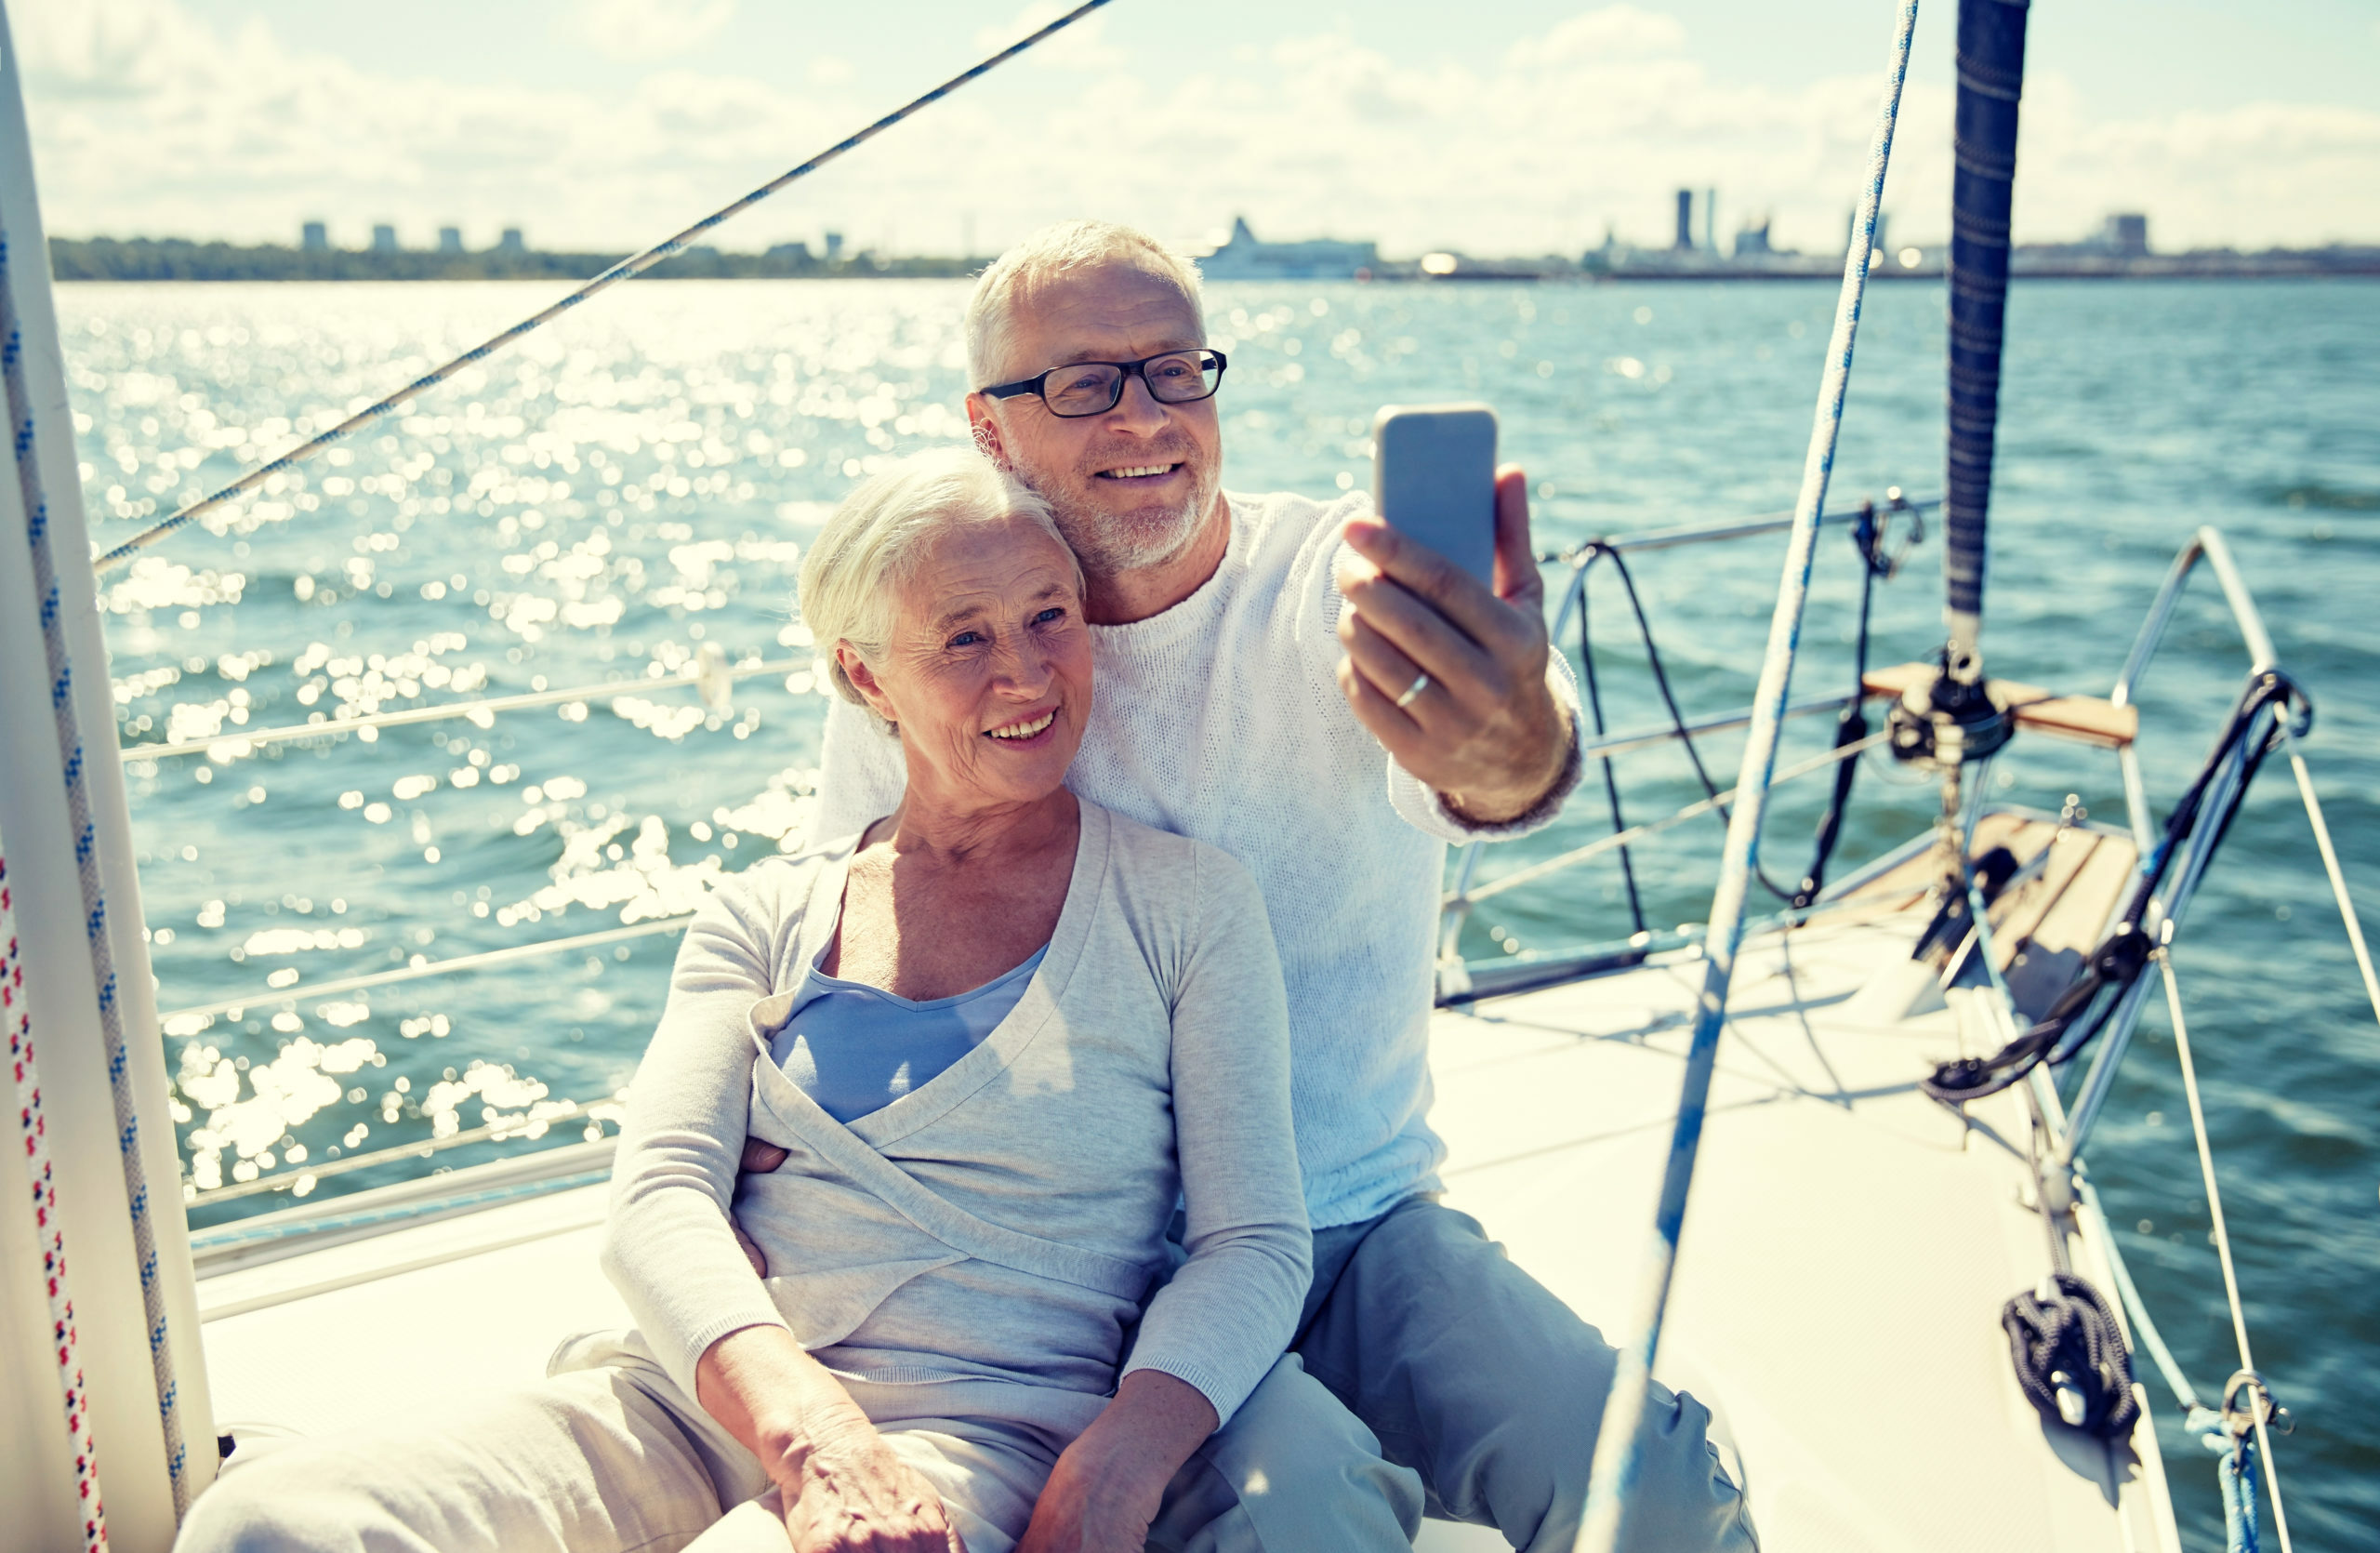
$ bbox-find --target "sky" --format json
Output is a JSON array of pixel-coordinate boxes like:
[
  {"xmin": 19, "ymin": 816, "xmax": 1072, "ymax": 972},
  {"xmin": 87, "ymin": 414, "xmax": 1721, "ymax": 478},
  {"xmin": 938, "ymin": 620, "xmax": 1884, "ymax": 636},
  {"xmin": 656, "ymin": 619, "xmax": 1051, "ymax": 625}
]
[{"xmin": 16, "ymin": 0, "xmax": 2380, "ymax": 259}]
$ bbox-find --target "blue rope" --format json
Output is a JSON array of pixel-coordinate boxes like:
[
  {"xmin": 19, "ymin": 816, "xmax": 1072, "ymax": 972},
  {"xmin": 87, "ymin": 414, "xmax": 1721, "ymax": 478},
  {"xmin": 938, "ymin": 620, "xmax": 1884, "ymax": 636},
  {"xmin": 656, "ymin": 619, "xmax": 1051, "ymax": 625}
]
[
  {"xmin": 0, "ymin": 233, "xmax": 193, "ymax": 1513},
  {"xmin": 2219, "ymin": 1440, "xmax": 2262, "ymax": 1553},
  {"xmin": 1570, "ymin": 2, "xmax": 1922, "ymax": 1547},
  {"xmin": 92, "ymin": 0, "xmax": 1116, "ymax": 575}
]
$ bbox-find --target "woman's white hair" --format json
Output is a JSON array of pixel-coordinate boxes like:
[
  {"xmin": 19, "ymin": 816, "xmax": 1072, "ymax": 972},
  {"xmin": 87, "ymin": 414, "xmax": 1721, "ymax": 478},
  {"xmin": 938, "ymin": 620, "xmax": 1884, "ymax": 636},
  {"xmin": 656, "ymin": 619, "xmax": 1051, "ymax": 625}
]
[
  {"xmin": 796, "ymin": 446, "xmax": 1078, "ymax": 732},
  {"xmin": 964, "ymin": 219, "xmax": 1205, "ymax": 388}
]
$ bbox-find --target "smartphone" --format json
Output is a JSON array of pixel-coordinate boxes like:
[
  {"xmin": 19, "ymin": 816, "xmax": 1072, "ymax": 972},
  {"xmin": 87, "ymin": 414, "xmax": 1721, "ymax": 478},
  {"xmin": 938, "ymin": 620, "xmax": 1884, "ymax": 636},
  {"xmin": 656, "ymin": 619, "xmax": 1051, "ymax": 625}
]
[{"xmin": 1371, "ymin": 403, "xmax": 1499, "ymax": 590}]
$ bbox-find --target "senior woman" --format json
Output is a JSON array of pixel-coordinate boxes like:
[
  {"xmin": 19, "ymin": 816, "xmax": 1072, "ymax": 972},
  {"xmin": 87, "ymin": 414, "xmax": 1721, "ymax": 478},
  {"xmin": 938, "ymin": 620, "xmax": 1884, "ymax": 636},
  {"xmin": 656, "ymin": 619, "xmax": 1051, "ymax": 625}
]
[{"xmin": 174, "ymin": 446, "xmax": 1309, "ymax": 1553}]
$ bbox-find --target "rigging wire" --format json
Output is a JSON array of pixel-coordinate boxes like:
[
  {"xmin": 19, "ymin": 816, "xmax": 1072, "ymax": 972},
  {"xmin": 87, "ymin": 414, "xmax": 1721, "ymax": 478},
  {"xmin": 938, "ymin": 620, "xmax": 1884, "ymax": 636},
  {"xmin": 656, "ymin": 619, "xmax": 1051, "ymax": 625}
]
[
  {"xmin": 89, "ymin": 0, "xmax": 1117, "ymax": 576},
  {"xmin": 1568, "ymin": 571, "xmax": 1649, "ymax": 934},
  {"xmin": 2160, "ymin": 939, "xmax": 2295, "ymax": 1553},
  {"xmin": 2282, "ymin": 736, "xmax": 2380, "ymax": 1037},
  {"xmin": 1571, "ymin": 0, "xmax": 1921, "ymax": 1546},
  {"xmin": 2, "ymin": 228, "xmax": 197, "ymax": 1517},
  {"xmin": 1567, "ymin": 520, "xmax": 1910, "ymax": 914}
]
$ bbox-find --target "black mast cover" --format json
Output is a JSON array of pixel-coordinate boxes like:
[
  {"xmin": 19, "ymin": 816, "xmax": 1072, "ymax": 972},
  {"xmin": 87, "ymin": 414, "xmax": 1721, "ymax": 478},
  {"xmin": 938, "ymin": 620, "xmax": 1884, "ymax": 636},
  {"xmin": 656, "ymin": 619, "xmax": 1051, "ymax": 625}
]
[{"xmin": 1943, "ymin": 0, "xmax": 2030, "ymax": 684}]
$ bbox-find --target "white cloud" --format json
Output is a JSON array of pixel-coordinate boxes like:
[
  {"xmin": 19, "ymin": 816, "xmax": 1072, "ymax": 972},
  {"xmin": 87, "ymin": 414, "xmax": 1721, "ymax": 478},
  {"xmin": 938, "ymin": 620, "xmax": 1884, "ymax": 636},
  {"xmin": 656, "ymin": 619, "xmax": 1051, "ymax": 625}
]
[
  {"xmin": 569, "ymin": 0, "xmax": 738, "ymax": 64},
  {"xmin": 19, "ymin": 0, "xmax": 2378, "ymax": 255}
]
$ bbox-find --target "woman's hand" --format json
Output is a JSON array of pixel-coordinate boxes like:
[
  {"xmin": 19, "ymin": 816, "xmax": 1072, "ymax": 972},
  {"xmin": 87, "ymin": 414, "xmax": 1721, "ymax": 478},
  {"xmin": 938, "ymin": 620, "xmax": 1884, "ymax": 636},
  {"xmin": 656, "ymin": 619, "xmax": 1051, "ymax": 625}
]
[
  {"xmin": 777, "ymin": 1423, "xmax": 966, "ymax": 1553},
  {"xmin": 1016, "ymin": 1372, "xmax": 1218, "ymax": 1553},
  {"xmin": 698, "ymin": 1326, "xmax": 963, "ymax": 1552}
]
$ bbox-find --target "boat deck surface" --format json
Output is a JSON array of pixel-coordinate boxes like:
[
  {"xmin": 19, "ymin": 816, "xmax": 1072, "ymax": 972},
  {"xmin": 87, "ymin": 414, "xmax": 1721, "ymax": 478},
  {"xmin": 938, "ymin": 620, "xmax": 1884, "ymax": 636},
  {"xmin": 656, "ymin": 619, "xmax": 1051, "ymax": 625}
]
[{"xmin": 197, "ymin": 821, "xmax": 2179, "ymax": 1552}]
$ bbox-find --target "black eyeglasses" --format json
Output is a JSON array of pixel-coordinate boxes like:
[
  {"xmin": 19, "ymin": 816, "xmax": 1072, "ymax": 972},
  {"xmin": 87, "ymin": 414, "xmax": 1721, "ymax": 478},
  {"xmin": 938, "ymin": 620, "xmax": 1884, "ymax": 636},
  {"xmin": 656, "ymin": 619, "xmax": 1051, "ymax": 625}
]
[{"xmin": 979, "ymin": 350, "xmax": 1228, "ymax": 418}]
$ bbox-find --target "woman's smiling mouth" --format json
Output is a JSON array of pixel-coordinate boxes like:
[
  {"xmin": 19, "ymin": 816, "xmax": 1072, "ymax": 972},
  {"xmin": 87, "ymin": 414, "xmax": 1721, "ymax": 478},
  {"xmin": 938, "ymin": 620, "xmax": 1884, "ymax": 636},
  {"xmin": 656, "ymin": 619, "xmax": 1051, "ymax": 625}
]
[{"xmin": 985, "ymin": 709, "xmax": 1057, "ymax": 742}]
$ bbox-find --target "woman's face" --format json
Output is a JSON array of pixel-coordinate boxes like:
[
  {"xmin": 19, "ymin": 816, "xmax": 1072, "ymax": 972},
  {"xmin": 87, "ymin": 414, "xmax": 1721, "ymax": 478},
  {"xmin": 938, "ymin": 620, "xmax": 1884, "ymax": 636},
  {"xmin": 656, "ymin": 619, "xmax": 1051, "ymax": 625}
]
[{"xmin": 842, "ymin": 514, "xmax": 1092, "ymax": 814}]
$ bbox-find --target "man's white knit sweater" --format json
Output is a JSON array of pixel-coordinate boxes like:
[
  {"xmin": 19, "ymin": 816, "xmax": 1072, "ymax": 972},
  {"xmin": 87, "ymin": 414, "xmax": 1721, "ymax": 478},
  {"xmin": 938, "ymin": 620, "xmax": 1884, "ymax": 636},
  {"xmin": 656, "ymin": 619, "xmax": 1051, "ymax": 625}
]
[{"xmin": 814, "ymin": 490, "xmax": 1581, "ymax": 1230}]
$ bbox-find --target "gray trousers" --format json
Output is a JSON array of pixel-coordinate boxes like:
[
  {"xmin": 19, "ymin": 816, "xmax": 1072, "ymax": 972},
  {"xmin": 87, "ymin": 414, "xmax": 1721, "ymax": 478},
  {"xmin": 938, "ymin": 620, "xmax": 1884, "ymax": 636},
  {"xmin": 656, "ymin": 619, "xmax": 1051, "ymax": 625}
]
[
  {"xmin": 1208, "ymin": 1197, "xmax": 1758, "ymax": 1553},
  {"xmin": 177, "ymin": 1206, "xmax": 1753, "ymax": 1553}
]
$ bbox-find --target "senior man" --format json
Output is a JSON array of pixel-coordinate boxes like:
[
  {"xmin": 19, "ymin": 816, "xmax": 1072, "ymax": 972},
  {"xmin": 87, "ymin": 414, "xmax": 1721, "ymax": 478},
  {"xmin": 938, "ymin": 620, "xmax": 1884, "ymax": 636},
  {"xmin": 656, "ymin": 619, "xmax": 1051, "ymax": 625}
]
[{"xmin": 791, "ymin": 220, "xmax": 1753, "ymax": 1553}]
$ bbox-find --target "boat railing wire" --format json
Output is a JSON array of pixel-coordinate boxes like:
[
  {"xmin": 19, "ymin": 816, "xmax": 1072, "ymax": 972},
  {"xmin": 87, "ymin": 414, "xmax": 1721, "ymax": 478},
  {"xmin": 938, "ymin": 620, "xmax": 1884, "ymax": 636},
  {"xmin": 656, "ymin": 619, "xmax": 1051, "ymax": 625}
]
[{"xmin": 1436, "ymin": 491, "xmax": 1931, "ymax": 997}]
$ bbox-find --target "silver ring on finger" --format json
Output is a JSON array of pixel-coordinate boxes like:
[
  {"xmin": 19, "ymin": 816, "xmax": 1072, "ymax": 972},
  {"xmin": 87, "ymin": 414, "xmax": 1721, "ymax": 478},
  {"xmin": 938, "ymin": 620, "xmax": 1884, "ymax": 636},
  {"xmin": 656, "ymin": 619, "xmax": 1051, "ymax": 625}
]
[{"xmin": 1395, "ymin": 671, "xmax": 1432, "ymax": 710}]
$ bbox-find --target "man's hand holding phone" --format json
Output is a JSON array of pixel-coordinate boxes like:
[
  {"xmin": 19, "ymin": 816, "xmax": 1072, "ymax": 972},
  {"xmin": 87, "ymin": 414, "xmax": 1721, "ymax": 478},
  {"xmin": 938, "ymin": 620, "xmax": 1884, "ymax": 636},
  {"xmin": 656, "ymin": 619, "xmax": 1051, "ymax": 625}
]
[{"xmin": 1334, "ymin": 462, "xmax": 1573, "ymax": 826}]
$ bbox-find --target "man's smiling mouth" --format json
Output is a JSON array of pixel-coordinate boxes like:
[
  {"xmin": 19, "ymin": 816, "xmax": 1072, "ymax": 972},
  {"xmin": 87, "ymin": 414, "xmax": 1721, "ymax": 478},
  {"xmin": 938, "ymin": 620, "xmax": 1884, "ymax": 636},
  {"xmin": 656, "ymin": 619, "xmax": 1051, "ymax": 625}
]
[{"xmin": 1094, "ymin": 463, "xmax": 1181, "ymax": 481}]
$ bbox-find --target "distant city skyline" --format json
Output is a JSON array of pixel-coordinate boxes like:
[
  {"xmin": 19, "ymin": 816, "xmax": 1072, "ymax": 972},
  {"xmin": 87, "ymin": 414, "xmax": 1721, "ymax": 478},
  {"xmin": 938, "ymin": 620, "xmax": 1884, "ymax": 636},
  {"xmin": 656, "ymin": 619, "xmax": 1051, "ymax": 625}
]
[{"xmin": 19, "ymin": 0, "xmax": 2380, "ymax": 258}]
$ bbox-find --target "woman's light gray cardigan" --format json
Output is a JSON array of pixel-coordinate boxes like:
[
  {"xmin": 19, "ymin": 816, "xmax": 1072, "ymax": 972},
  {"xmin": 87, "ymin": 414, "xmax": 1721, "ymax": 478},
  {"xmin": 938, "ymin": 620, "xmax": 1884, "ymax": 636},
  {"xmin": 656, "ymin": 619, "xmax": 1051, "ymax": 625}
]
[{"xmin": 602, "ymin": 801, "xmax": 1312, "ymax": 1439}]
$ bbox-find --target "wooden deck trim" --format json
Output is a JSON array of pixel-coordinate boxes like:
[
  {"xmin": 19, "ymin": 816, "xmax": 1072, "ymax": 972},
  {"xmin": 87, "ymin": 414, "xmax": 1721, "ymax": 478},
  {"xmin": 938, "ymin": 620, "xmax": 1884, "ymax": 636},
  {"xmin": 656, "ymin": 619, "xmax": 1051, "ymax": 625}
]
[{"xmin": 1862, "ymin": 661, "xmax": 2139, "ymax": 749}]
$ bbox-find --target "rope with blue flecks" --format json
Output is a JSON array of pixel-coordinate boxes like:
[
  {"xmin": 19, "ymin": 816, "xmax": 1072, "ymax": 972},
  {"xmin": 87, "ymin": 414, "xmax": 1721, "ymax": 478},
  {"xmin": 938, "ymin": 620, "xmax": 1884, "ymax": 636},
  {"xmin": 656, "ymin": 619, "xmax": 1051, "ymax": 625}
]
[
  {"xmin": 91, "ymin": 0, "xmax": 1116, "ymax": 576},
  {"xmin": 5, "ymin": 849, "xmax": 110, "ymax": 1549},
  {"xmin": 1570, "ymin": 0, "xmax": 1923, "ymax": 1547},
  {"xmin": 1, "ymin": 234, "xmax": 192, "ymax": 1517}
]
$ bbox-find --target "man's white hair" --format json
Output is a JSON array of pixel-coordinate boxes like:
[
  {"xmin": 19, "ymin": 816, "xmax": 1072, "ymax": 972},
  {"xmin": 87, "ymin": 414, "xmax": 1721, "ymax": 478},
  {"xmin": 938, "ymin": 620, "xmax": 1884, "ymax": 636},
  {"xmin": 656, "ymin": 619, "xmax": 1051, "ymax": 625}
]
[
  {"xmin": 964, "ymin": 219, "xmax": 1206, "ymax": 389},
  {"xmin": 796, "ymin": 445, "xmax": 1078, "ymax": 733}
]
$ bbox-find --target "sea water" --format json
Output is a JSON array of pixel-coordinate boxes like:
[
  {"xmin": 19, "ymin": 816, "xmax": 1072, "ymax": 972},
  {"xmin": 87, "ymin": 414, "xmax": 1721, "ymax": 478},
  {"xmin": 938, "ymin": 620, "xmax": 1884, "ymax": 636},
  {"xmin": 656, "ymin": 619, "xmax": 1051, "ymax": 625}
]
[{"xmin": 59, "ymin": 277, "xmax": 2378, "ymax": 1542}]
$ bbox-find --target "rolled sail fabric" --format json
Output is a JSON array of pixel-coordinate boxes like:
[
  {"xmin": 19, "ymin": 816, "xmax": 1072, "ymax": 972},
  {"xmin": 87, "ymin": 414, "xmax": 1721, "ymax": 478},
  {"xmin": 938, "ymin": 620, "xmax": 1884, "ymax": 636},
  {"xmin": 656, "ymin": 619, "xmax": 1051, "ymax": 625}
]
[{"xmin": 1944, "ymin": 0, "xmax": 2030, "ymax": 682}]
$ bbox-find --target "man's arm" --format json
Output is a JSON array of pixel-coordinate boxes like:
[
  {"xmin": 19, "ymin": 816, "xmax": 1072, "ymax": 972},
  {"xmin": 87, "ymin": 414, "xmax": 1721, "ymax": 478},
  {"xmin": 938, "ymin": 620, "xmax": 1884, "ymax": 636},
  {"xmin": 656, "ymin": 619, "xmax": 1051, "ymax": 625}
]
[{"xmin": 1334, "ymin": 466, "xmax": 1578, "ymax": 826}]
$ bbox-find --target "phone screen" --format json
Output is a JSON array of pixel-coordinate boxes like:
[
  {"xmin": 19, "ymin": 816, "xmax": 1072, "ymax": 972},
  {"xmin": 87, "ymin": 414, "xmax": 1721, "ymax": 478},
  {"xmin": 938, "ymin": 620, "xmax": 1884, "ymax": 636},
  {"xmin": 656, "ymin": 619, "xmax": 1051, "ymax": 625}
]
[{"xmin": 1370, "ymin": 404, "xmax": 1498, "ymax": 589}]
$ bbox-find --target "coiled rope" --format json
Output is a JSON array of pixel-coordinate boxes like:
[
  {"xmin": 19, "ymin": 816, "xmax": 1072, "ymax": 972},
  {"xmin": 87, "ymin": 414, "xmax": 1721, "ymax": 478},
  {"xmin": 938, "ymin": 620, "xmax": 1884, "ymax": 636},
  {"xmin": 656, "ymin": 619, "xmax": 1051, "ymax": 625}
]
[
  {"xmin": 90, "ymin": 0, "xmax": 1116, "ymax": 575},
  {"xmin": 4, "ymin": 848, "xmax": 108, "ymax": 1549},
  {"xmin": 1571, "ymin": 2, "xmax": 1921, "ymax": 1548},
  {"xmin": 2000, "ymin": 1270, "xmax": 2140, "ymax": 1438},
  {"xmin": 1, "ymin": 232, "xmax": 192, "ymax": 1515}
]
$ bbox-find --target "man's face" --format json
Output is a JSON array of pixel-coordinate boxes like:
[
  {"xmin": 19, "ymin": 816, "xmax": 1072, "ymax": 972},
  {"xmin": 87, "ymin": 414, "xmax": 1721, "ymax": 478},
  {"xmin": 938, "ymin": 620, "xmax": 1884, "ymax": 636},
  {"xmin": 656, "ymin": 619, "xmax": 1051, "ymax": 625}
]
[{"xmin": 968, "ymin": 262, "xmax": 1223, "ymax": 580}]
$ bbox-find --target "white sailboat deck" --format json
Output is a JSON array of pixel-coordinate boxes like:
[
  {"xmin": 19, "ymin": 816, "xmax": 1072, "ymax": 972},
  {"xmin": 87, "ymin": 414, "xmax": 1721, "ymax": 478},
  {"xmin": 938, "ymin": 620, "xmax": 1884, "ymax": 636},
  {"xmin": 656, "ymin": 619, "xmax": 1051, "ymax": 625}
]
[{"xmin": 193, "ymin": 820, "xmax": 2180, "ymax": 1551}]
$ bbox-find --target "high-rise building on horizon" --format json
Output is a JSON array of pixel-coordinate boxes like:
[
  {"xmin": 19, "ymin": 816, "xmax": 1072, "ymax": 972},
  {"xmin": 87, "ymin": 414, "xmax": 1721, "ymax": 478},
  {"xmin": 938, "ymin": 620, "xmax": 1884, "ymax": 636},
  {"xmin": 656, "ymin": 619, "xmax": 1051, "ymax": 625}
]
[
  {"xmin": 497, "ymin": 228, "xmax": 526, "ymax": 254},
  {"xmin": 2101, "ymin": 213, "xmax": 2150, "ymax": 257},
  {"xmin": 825, "ymin": 231, "xmax": 845, "ymax": 262},
  {"xmin": 300, "ymin": 221, "xmax": 327, "ymax": 252},
  {"xmin": 371, "ymin": 224, "xmax": 399, "ymax": 254},
  {"xmin": 438, "ymin": 227, "xmax": 463, "ymax": 254},
  {"xmin": 1674, "ymin": 189, "xmax": 1694, "ymax": 251}
]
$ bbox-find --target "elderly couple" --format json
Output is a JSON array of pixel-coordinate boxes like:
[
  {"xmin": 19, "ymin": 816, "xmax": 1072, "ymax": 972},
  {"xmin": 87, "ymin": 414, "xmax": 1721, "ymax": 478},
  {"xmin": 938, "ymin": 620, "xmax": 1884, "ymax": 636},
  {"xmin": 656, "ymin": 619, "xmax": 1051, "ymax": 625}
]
[{"xmin": 180, "ymin": 223, "xmax": 1754, "ymax": 1553}]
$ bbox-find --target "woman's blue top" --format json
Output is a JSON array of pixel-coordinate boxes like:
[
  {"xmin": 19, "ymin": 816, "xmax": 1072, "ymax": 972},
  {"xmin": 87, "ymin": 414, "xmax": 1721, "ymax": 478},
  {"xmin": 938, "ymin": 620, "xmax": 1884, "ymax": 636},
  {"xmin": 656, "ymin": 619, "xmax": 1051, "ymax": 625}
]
[{"xmin": 768, "ymin": 945, "xmax": 1050, "ymax": 1123}]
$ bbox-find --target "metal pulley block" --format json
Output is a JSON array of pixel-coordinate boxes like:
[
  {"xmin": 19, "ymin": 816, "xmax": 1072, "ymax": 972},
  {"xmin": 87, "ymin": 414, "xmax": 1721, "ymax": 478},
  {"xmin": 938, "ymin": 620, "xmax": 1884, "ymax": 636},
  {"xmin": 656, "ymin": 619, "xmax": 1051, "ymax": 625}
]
[{"xmin": 1885, "ymin": 662, "xmax": 2016, "ymax": 772}]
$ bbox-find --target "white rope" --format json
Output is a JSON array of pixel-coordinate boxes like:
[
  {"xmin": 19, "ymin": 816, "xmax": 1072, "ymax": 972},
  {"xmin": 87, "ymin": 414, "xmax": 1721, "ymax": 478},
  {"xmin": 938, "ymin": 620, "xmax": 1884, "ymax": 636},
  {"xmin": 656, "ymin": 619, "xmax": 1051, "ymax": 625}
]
[
  {"xmin": 90, "ymin": 0, "xmax": 1116, "ymax": 575},
  {"xmin": 2282, "ymin": 734, "xmax": 2380, "ymax": 1036},
  {"xmin": 3, "ymin": 847, "xmax": 109, "ymax": 1549},
  {"xmin": 1571, "ymin": 4, "xmax": 1921, "ymax": 1547},
  {"xmin": 2160, "ymin": 945, "xmax": 2294, "ymax": 1553},
  {"xmin": 1, "ymin": 231, "xmax": 193, "ymax": 1515}
]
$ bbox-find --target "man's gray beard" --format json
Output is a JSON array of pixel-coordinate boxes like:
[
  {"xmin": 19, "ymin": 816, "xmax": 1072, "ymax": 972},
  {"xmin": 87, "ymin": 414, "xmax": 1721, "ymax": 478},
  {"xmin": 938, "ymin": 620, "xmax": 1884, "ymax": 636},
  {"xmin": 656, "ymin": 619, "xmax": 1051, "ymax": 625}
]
[{"xmin": 1037, "ymin": 473, "xmax": 1212, "ymax": 582}]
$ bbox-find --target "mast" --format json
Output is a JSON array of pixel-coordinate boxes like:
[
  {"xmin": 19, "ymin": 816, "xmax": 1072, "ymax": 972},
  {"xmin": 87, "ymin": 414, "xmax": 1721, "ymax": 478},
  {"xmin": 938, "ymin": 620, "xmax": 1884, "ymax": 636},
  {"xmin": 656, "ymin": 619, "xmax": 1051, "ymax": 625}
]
[
  {"xmin": 0, "ymin": 1, "xmax": 217, "ymax": 1541},
  {"xmin": 1885, "ymin": 0, "xmax": 2029, "ymax": 911},
  {"xmin": 1943, "ymin": 0, "xmax": 2029, "ymax": 688}
]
